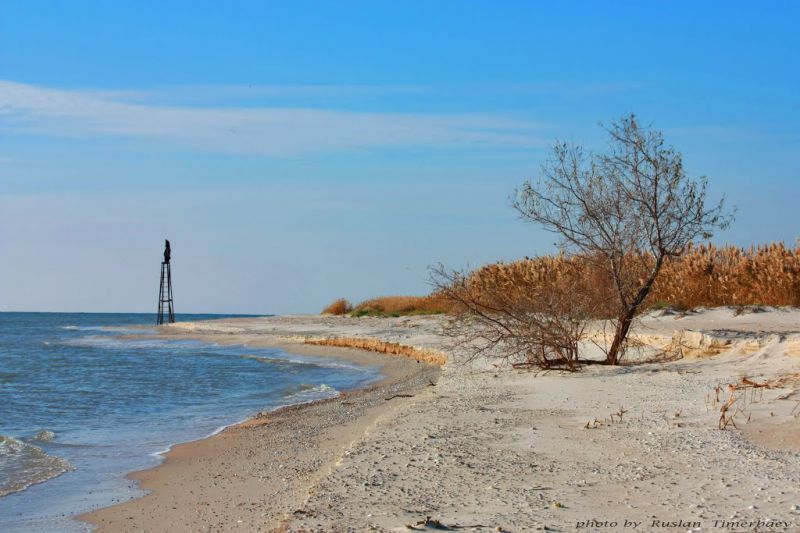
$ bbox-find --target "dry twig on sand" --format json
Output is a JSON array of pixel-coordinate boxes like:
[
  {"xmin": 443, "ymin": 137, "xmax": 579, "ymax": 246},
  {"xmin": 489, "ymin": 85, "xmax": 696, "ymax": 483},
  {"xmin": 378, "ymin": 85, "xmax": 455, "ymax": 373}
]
[
  {"xmin": 384, "ymin": 394, "xmax": 414, "ymax": 401},
  {"xmin": 405, "ymin": 516, "xmax": 499, "ymax": 531}
]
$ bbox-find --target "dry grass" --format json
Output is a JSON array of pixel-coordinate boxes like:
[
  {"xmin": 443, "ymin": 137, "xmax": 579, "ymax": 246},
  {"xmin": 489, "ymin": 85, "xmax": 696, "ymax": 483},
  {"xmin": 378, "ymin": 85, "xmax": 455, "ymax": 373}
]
[
  {"xmin": 461, "ymin": 243, "xmax": 800, "ymax": 316},
  {"xmin": 654, "ymin": 242, "xmax": 800, "ymax": 308},
  {"xmin": 304, "ymin": 336, "xmax": 448, "ymax": 365},
  {"xmin": 349, "ymin": 295, "xmax": 454, "ymax": 317},
  {"xmin": 329, "ymin": 243, "xmax": 798, "ymax": 318},
  {"xmin": 705, "ymin": 376, "xmax": 778, "ymax": 430},
  {"xmin": 321, "ymin": 298, "xmax": 353, "ymax": 315}
]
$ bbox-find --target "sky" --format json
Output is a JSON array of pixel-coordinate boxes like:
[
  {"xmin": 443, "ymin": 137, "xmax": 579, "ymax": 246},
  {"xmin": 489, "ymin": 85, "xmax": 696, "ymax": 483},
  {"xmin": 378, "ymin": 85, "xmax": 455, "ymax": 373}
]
[{"xmin": 0, "ymin": 1, "xmax": 798, "ymax": 314}]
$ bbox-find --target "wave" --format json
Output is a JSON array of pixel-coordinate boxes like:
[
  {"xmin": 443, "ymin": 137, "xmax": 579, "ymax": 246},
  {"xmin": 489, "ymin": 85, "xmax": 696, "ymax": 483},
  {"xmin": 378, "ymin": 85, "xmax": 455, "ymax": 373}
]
[
  {"xmin": 61, "ymin": 337, "xmax": 371, "ymax": 375},
  {"xmin": 281, "ymin": 383, "xmax": 339, "ymax": 404},
  {"xmin": 240, "ymin": 353, "xmax": 363, "ymax": 371},
  {"xmin": 148, "ymin": 384, "xmax": 339, "ymax": 460},
  {"xmin": 60, "ymin": 335, "xmax": 193, "ymax": 350},
  {"xmin": 149, "ymin": 416, "xmax": 252, "ymax": 458},
  {"xmin": 61, "ymin": 325, "xmax": 148, "ymax": 333},
  {"xmin": 61, "ymin": 325, "xmax": 110, "ymax": 332},
  {"xmin": 0, "ymin": 435, "xmax": 71, "ymax": 497},
  {"xmin": 31, "ymin": 430, "xmax": 56, "ymax": 442}
]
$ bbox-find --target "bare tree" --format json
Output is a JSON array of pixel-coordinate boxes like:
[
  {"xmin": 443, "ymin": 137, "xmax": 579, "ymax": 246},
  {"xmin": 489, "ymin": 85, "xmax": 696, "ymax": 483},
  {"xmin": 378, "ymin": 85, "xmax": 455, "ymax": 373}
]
[{"xmin": 512, "ymin": 114, "xmax": 733, "ymax": 364}]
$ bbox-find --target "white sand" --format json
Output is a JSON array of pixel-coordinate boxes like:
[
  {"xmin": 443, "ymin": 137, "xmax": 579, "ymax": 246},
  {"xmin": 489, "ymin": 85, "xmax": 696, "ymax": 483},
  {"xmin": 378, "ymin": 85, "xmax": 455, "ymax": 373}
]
[{"xmin": 85, "ymin": 309, "xmax": 800, "ymax": 531}]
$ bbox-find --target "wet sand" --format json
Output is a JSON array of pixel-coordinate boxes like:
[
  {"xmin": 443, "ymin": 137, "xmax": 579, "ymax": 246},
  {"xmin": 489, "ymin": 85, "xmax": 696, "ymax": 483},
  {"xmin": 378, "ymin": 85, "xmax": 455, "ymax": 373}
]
[{"xmin": 79, "ymin": 337, "xmax": 438, "ymax": 532}]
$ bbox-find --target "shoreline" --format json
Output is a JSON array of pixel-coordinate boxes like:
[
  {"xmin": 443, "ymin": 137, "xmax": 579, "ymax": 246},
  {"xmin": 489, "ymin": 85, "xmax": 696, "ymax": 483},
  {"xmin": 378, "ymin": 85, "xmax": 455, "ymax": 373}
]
[
  {"xmin": 78, "ymin": 330, "xmax": 439, "ymax": 532},
  {"xmin": 78, "ymin": 312, "xmax": 800, "ymax": 531}
]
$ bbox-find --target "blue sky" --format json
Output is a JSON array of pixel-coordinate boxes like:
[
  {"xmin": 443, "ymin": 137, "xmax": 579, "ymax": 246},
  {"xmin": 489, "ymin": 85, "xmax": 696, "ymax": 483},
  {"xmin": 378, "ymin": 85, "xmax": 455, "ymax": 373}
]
[{"xmin": 1, "ymin": 1, "xmax": 798, "ymax": 314}]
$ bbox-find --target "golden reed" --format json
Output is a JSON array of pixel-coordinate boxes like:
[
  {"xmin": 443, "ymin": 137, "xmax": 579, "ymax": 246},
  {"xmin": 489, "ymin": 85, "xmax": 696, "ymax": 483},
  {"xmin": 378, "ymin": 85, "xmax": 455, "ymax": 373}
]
[
  {"xmin": 324, "ymin": 243, "xmax": 799, "ymax": 318},
  {"xmin": 466, "ymin": 242, "xmax": 800, "ymax": 313}
]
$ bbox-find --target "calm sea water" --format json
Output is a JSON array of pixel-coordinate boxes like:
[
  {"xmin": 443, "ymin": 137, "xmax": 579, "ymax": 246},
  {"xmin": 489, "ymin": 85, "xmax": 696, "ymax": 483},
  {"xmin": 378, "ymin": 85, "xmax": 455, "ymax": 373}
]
[{"xmin": 0, "ymin": 312, "xmax": 379, "ymax": 532}]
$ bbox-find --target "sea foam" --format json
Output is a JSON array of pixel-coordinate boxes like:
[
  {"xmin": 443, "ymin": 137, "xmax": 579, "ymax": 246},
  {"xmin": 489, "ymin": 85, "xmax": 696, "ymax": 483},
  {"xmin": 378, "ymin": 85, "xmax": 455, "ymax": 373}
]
[{"xmin": 0, "ymin": 435, "xmax": 71, "ymax": 497}]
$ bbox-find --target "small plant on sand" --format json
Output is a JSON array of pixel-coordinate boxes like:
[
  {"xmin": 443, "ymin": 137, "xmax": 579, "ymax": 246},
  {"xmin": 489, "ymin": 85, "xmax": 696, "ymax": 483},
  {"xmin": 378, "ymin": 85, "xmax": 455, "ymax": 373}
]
[
  {"xmin": 321, "ymin": 298, "xmax": 353, "ymax": 315},
  {"xmin": 585, "ymin": 406, "xmax": 628, "ymax": 428},
  {"xmin": 706, "ymin": 377, "xmax": 776, "ymax": 430}
]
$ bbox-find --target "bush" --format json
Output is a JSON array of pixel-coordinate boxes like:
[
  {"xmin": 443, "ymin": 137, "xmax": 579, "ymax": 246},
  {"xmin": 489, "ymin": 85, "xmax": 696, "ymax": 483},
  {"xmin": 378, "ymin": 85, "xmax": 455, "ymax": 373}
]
[
  {"xmin": 432, "ymin": 257, "xmax": 593, "ymax": 370},
  {"xmin": 321, "ymin": 298, "xmax": 353, "ymax": 315},
  {"xmin": 350, "ymin": 295, "xmax": 454, "ymax": 316}
]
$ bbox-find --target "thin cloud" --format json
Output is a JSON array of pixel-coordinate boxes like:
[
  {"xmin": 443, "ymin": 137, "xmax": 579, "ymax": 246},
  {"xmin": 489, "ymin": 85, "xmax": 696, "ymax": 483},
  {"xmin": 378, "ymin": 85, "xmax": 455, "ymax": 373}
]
[
  {"xmin": 0, "ymin": 81, "xmax": 542, "ymax": 156},
  {"xmin": 133, "ymin": 83, "xmax": 431, "ymax": 103}
]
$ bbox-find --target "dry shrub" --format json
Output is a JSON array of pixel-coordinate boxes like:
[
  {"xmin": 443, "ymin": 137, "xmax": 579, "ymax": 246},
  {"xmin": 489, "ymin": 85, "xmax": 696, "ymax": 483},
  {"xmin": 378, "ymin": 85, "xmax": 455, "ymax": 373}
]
[
  {"xmin": 321, "ymin": 298, "xmax": 353, "ymax": 315},
  {"xmin": 432, "ymin": 256, "xmax": 594, "ymax": 370},
  {"xmin": 351, "ymin": 295, "xmax": 454, "ymax": 316},
  {"xmin": 460, "ymin": 253, "xmax": 617, "ymax": 319}
]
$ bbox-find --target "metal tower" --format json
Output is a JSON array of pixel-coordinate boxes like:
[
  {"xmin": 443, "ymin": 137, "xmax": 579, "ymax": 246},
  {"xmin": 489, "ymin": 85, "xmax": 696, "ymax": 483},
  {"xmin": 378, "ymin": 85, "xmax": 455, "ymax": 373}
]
[{"xmin": 157, "ymin": 239, "xmax": 175, "ymax": 325}]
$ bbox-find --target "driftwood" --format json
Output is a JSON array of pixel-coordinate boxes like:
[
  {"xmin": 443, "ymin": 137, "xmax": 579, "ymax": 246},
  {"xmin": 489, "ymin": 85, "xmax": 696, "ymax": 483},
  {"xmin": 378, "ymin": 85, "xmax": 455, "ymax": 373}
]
[
  {"xmin": 384, "ymin": 394, "xmax": 414, "ymax": 401},
  {"xmin": 405, "ymin": 516, "xmax": 496, "ymax": 530},
  {"xmin": 740, "ymin": 377, "xmax": 771, "ymax": 388}
]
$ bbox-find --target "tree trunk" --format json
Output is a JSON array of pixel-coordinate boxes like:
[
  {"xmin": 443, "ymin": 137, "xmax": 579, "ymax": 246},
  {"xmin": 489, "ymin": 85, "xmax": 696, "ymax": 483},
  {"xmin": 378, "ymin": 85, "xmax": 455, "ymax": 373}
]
[{"xmin": 605, "ymin": 255, "xmax": 665, "ymax": 364}]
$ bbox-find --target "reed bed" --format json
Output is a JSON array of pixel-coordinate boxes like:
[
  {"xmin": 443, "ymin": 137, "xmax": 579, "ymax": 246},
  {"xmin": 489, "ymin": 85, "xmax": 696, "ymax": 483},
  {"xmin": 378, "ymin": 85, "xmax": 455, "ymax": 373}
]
[
  {"xmin": 304, "ymin": 336, "xmax": 448, "ymax": 365},
  {"xmin": 349, "ymin": 295, "xmax": 454, "ymax": 316},
  {"xmin": 462, "ymin": 243, "xmax": 800, "ymax": 314},
  {"xmin": 323, "ymin": 243, "xmax": 799, "ymax": 317},
  {"xmin": 655, "ymin": 243, "xmax": 800, "ymax": 308}
]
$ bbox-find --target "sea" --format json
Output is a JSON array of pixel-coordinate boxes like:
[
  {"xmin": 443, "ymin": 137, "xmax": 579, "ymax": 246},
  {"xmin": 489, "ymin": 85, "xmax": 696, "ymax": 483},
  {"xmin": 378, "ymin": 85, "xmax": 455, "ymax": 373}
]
[{"xmin": 0, "ymin": 312, "xmax": 380, "ymax": 532}]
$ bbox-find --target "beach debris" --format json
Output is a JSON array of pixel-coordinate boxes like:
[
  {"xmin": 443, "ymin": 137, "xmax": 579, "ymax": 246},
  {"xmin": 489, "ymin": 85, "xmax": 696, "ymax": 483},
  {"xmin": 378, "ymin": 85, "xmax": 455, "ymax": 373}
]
[
  {"xmin": 741, "ymin": 376, "xmax": 770, "ymax": 388},
  {"xmin": 586, "ymin": 407, "xmax": 628, "ymax": 428},
  {"xmin": 719, "ymin": 396, "xmax": 738, "ymax": 430},
  {"xmin": 405, "ymin": 516, "xmax": 498, "ymax": 530},
  {"xmin": 419, "ymin": 516, "xmax": 449, "ymax": 529},
  {"xmin": 385, "ymin": 394, "xmax": 414, "ymax": 401},
  {"xmin": 584, "ymin": 417, "xmax": 603, "ymax": 429},
  {"xmin": 610, "ymin": 406, "xmax": 628, "ymax": 423}
]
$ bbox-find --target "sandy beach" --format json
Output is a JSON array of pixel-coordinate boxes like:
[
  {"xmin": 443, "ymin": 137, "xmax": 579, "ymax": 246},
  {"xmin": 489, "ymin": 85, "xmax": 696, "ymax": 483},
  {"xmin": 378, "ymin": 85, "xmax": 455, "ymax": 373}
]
[{"xmin": 80, "ymin": 310, "xmax": 800, "ymax": 532}]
